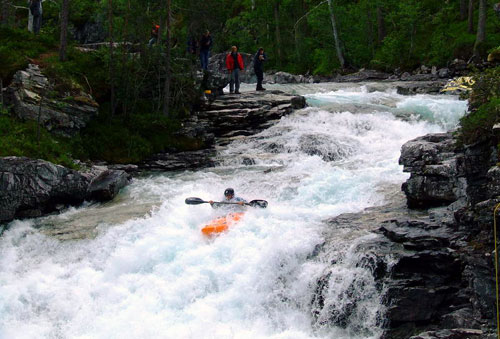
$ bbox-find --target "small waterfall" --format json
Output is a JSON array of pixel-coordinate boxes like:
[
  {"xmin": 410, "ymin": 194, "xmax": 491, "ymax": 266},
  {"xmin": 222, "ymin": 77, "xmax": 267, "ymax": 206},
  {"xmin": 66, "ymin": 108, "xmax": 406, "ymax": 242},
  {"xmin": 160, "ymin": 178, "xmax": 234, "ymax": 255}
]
[{"xmin": 0, "ymin": 83, "xmax": 467, "ymax": 338}]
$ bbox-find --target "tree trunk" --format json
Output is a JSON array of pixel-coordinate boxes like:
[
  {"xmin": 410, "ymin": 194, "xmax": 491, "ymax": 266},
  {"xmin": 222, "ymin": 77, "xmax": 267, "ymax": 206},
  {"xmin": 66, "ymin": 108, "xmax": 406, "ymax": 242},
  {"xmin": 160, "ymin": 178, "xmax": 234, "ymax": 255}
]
[
  {"xmin": 468, "ymin": 0, "xmax": 475, "ymax": 33},
  {"xmin": 162, "ymin": 0, "xmax": 171, "ymax": 117},
  {"xmin": 28, "ymin": 7, "xmax": 33, "ymax": 32},
  {"xmin": 59, "ymin": 0, "xmax": 70, "ymax": 62},
  {"xmin": 460, "ymin": 0, "xmax": 468, "ymax": 20},
  {"xmin": 122, "ymin": 0, "xmax": 131, "ymax": 119},
  {"xmin": 1, "ymin": 0, "xmax": 11, "ymax": 26},
  {"xmin": 0, "ymin": 77, "xmax": 3, "ymax": 108},
  {"xmin": 108, "ymin": 0, "xmax": 115, "ymax": 116},
  {"xmin": 367, "ymin": 5, "xmax": 375, "ymax": 58},
  {"xmin": 376, "ymin": 5, "xmax": 386, "ymax": 43},
  {"xmin": 274, "ymin": 1, "xmax": 282, "ymax": 67},
  {"xmin": 327, "ymin": 0, "xmax": 345, "ymax": 69},
  {"xmin": 294, "ymin": 0, "xmax": 306, "ymax": 65},
  {"xmin": 474, "ymin": 0, "xmax": 487, "ymax": 56}
]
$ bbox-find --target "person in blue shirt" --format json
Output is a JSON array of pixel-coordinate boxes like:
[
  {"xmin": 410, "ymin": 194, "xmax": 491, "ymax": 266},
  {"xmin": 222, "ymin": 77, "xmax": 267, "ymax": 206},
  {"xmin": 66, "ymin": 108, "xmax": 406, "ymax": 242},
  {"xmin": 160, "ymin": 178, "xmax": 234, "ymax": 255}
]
[{"xmin": 209, "ymin": 188, "xmax": 247, "ymax": 210}]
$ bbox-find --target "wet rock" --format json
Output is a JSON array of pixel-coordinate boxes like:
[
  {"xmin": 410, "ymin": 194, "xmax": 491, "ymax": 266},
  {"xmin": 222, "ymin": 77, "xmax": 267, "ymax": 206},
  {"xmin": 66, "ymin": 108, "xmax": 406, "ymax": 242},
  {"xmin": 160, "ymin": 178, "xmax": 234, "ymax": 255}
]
[
  {"xmin": 179, "ymin": 90, "xmax": 306, "ymax": 143},
  {"xmin": 0, "ymin": 157, "xmax": 136, "ymax": 224},
  {"xmin": 409, "ymin": 328, "xmax": 483, "ymax": 339},
  {"xmin": 486, "ymin": 166, "xmax": 500, "ymax": 198},
  {"xmin": 396, "ymin": 81, "xmax": 447, "ymax": 95},
  {"xmin": 87, "ymin": 170, "xmax": 131, "ymax": 201},
  {"xmin": 438, "ymin": 68, "xmax": 450, "ymax": 79},
  {"xmin": 337, "ymin": 69, "xmax": 391, "ymax": 82},
  {"xmin": 140, "ymin": 149, "xmax": 216, "ymax": 171},
  {"xmin": 400, "ymin": 72, "xmax": 410, "ymax": 80},
  {"xmin": 0, "ymin": 156, "xmax": 90, "ymax": 223},
  {"xmin": 387, "ymin": 286, "xmax": 447, "ymax": 322},
  {"xmin": 197, "ymin": 69, "xmax": 228, "ymax": 96},
  {"xmin": 5, "ymin": 64, "xmax": 99, "ymax": 137},
  {"xmin": 400, "ymin": 133, "xmax": 467, "ymax": 208},
  {"xmin": 108, "ymin": 164, "xmax": 140, "ymax": 174},
  {"xmin": 298, "ymin": 134, "xmax": 357, "ymax": 161}
]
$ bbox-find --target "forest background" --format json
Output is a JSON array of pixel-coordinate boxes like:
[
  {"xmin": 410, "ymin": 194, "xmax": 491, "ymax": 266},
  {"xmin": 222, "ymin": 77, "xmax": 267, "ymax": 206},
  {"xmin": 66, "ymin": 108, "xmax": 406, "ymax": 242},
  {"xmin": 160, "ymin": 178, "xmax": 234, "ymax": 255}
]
[{"xmin": 0, "ymin": 0, "xmax": 499, "ymax": 165}]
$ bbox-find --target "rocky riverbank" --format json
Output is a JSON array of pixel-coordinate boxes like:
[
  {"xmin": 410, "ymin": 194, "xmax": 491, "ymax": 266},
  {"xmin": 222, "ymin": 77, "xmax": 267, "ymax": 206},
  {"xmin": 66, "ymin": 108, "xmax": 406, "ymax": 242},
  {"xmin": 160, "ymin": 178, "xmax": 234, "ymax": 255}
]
[
  {"xmin": 0, "ymin": 157, "xmax": 131, "ymax": 225},
  {"xmin": 313, "ymin": 127, "xmax": 499, "ymax": 338},
  {"xmin": 139, "ymin": 90, "xmax": 307, "ymax": 171}
]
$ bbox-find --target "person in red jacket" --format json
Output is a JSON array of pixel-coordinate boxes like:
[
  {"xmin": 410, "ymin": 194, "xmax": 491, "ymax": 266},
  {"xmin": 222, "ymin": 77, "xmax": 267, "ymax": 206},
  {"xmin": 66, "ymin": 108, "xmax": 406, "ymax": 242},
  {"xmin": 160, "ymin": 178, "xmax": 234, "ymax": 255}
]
[
  {"xmin": 148, "ymin": 24, "xmax": 160, "ymax": 47},
  {"xmin": 225, "ymin": 46, "xmax": 244, "ymax": 94}
]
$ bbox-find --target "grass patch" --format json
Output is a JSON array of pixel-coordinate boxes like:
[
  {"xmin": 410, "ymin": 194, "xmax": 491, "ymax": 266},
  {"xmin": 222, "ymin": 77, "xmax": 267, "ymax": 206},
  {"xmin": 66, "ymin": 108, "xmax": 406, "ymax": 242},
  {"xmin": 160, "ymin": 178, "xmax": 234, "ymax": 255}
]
[
  {"xmin": 0, "ymin": 108, "xmax": 76, "ymax": 168},
  {"xmin": 0, "ymin": 27, "xmax": 57, "ymax": 81}
]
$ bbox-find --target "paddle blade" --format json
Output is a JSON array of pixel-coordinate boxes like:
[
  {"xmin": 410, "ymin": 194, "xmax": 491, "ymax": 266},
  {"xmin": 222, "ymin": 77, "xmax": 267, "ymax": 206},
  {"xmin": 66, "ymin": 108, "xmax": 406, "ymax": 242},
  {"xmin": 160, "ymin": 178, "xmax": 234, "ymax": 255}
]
[
  {"xmin": 248, "ymin": 200, "xmax": 268, "ymax": 208},
  {"xmin": 185, "ymin": 197, "xmax": 207, "ymax": 205}
]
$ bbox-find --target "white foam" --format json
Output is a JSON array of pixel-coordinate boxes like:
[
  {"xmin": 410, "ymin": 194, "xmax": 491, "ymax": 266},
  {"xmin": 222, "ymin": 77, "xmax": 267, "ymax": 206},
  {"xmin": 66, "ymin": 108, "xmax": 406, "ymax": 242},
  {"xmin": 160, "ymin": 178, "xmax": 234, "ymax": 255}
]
[{"xmin": 0, "ymin": 84, "xmax": 468, "ymax": 338}]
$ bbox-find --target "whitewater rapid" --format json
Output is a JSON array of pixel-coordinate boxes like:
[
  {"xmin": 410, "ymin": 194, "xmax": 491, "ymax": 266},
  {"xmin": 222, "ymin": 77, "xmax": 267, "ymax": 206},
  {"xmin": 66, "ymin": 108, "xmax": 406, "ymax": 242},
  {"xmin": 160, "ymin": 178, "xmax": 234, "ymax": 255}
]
[{"xmin": 0, "ymin": 83, "xmax": 467, "ymax": 339}]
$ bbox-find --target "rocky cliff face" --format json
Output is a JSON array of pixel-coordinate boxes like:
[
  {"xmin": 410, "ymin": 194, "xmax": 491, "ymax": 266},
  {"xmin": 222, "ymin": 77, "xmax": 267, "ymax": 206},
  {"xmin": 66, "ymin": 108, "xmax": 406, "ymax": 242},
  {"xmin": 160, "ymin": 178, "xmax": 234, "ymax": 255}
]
[
  {"xmin": 313, "ymin": 129, "xmax": 499, "ymax": 338},
  {"xmin": 5, "ymin": 64, "xmax": 99, "ymax": 137},
  {"xmin": 386, "ymin": 131, "xmax": 498, "ymax": 338}
]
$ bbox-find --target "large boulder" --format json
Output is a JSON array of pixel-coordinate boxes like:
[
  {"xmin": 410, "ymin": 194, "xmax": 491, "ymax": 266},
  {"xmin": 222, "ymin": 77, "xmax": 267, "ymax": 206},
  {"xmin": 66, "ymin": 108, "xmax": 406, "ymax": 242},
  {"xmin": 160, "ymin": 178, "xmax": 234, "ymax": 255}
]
[
  {"xmin": 0, "ymin": 157, "xmax": 90, "ymax": 222},
  {"xmin": 336, "ymin": 69, "xmax": 391, "ymax": 82},
  {"xmin": 87, "ymin": 169, "xmax": 131, "ymax": 201},
  {"xmin": 72, "ymin": 19, "xmax": 107, "ymax": 44},
  {"xmin": 0, "ymin": 157, "xmax": 133, "ymax": 224},
  {"xmin": 399, "ymin": 133, "xmax": 467, "ymax": 208},
  {"xmin": 5, "ymin": 64, "xmax": 99, "ymax": 137}
]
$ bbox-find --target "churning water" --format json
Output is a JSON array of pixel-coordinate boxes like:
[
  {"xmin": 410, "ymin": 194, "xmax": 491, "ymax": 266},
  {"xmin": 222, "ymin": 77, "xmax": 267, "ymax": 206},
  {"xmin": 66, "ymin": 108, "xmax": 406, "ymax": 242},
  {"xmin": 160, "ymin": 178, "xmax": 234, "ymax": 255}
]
[{"xmin": 0, "ymin": 83, "xmax": 467, "ymax": 339}]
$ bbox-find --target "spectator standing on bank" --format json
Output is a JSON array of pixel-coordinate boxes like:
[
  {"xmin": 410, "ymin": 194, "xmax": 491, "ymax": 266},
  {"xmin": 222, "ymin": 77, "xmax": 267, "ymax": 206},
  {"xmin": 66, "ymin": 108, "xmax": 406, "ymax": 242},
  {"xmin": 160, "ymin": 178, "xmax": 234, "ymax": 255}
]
[
  {"xmin": 199, "ymin": 30, "xmax": 212, "ymax": 70},
  {"xmin": 29, "ymin": 0, "xmax": 42, "ymax": 34},
  {"xmin": 148, "ymin": 24, "xmax": 160, "ymax": 47},
  {"xmin": 253, "ymin": 47, "xmax": 267, "ymax": 91},
  {"xmin": 225, "ymin": 46, "xmax": 244, "ymax": 94}
]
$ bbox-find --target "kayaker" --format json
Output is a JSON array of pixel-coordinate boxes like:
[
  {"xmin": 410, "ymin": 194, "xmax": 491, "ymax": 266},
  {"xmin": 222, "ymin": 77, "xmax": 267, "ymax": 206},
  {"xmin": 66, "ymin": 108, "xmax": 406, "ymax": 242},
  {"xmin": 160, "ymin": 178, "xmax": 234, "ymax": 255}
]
[{"xmin": 209, "ymin": 188, "xmax": 247, "ymax": 209}]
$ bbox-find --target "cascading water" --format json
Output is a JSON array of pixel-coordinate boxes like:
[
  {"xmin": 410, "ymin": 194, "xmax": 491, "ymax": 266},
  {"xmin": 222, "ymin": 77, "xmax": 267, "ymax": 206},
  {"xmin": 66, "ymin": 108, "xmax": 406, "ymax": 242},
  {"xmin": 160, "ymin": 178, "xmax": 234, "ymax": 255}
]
[{"xmin": 0, "ymin": 83, "xmax": 467, "ymax": 339}]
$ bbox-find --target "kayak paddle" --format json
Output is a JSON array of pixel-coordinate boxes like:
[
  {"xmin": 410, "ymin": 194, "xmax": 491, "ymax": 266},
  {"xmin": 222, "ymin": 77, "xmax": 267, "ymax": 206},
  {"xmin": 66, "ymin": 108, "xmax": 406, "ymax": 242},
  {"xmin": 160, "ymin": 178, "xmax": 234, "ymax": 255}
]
[{"xmin": 185, "ymin": 197, "xmax": 268, "ymax": 208}]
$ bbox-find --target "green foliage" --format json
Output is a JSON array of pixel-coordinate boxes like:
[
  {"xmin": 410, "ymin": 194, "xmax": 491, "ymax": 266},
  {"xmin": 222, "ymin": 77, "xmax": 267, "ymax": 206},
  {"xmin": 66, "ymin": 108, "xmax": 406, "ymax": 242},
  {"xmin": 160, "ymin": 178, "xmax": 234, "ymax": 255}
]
[
  {"xmin": 459, "ymin": 67, "xmax": 500, "ymax": 145},
  {"xmin": 459, "ymin": 97, "xmax": 500, "ymax": 145},
  {"xmin": 43, "ymin": 48, "xmax": 109, "ymax": 99},
  {"xmin": 468, "ymin": 67, "xmax": 500, "ymax": 110},
  {"xmin": 74, "ymin": 111, "xmax": 203, "ymax": 164},
  {"xmin": 0, "ymin": 108, "xmax": 76, "ymax": 168},
  {"xmin": 0, "ymin": 27, "xmax": 57, "ymax": 80}
]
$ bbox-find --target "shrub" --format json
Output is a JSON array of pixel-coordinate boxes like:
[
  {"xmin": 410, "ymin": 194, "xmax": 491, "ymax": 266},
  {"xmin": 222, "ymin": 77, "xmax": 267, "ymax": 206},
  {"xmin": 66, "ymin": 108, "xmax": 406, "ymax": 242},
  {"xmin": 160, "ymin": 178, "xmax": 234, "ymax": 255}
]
[
  {"xmin": 0, "ymin": 108, "xmax": 76, "ymax": 168},
  {"xmin": 459, "ymin": 67, "xmax": 500, "ymax": 145}
]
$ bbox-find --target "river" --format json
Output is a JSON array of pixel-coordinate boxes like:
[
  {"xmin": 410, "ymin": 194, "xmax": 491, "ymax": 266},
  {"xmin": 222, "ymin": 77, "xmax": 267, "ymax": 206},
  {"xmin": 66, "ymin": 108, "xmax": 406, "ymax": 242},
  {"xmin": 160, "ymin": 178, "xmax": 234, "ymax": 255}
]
[{"xmin": 0, "ymin": 82, "xmax": 467, "ymax": 339}]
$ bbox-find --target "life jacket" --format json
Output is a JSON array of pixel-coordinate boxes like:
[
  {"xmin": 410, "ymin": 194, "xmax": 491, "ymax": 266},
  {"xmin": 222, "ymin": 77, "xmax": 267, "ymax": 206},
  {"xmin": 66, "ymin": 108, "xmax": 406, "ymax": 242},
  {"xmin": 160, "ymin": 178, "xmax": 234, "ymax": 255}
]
[{"xmin": 226, "ymin": 52, "xmax": 244, "ymax": 70}]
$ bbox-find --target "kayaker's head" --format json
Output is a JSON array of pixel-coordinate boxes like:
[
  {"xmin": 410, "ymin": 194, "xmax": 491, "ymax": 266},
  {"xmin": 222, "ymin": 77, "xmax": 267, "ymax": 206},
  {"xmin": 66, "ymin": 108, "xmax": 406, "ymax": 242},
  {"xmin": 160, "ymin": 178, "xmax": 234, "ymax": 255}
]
[{"xmin": 224, "ymin": 188, "xmax": 234, "ymax": 200}]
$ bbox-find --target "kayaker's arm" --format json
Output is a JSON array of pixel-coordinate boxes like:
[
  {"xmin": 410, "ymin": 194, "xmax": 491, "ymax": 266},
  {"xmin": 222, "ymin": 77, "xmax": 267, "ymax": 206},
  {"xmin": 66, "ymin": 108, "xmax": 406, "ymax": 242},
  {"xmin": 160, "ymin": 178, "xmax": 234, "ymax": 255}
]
[{"xmin": 209, "ymin": 200, "xmax": 221, "ymax": 209}]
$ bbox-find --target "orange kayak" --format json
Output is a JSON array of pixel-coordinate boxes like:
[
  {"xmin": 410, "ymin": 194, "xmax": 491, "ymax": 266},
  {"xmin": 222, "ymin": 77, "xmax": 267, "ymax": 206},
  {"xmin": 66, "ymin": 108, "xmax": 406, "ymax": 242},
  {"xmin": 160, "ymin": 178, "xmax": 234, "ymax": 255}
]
[{"xmin": 201, "ymin": 212, "xmax": 245, "ymax": 236}]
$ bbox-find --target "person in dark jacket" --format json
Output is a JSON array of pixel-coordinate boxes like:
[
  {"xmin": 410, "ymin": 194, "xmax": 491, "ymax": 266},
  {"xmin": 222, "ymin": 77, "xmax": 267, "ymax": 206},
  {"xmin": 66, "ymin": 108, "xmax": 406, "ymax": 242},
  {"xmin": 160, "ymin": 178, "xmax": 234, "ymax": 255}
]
[
  {"xmin": 225, "ymin": 46, "xmax": 244, "ymax": 94},
  {"xmin": 253, "ymin": 47, "xmax": 266, "ymax": 91},
  {"xmin": 29, "ymin": 0, "xmax": 42, "ymax": 35},
  {"xmin": 199, "ymin": 30, "xmax": 213, "ymax": 70}
]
